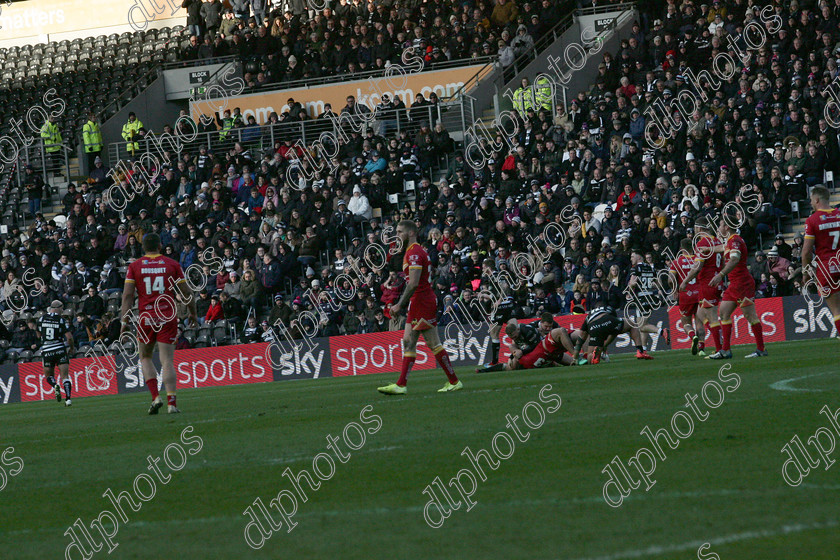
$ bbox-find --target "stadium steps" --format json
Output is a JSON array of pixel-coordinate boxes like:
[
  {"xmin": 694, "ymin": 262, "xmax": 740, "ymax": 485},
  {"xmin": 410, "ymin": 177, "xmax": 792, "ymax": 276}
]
[
  {"xmin": 39, "ymin": 156, "xmax": 83, "ymax": 220},
  {"xmin": 778, "ymin": 190, "xmax": 840, "ymax": 243}
]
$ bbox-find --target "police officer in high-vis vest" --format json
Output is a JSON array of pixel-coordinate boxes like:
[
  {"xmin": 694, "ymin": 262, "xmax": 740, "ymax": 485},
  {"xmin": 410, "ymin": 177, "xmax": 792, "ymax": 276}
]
[
  {"xmin": 82, "ymin": 112, "xmax": 103, "ymax": 171},
  {"xmin": 121, "ymin": 111, "xmax": 143, "ymax": 156}
]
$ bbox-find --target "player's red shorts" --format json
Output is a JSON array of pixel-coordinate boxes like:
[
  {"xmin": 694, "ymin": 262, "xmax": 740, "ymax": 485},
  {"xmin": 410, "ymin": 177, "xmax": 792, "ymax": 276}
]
[
  {"xmin": 699, "ymin": 283, "xmax": 723, "ymax": 307},
  {"xmin": 517, "ymin": 344, "xmax": 547, "ymax": 369},
  {"xmin": 517, "ymin": 333, "xmax": 562, "ymax": 369},
  {"xmin": 722, "ymin": 279, "xmax": 756, "ymax": 306},
  {"xmin": 678, "ymin": 293, "xmax": 699, "ymax": 317},
  {"xmin": 406, "ymin": 291, "xmax": 438, "ymax": 331},
  {"xmin": 137, "ymin": 313, "xmax": 178, "ymax": 344},
  {"xmin": 813, "ymin": 265, "xmax": 840, "ymax": 296}
]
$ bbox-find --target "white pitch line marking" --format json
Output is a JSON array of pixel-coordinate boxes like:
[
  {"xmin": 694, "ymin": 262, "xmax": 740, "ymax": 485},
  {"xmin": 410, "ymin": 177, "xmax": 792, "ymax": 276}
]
[
  {"xmin": 567, "ymin": 519, "xmax": 839, "ymax": 560},
  {"xmin": 769, "ymin": 370, "xmax": 837, "ymax": 393}
]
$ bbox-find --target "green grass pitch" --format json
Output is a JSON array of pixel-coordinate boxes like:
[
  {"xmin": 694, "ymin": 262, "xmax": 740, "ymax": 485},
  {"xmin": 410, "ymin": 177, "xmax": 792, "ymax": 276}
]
[{"xmin": 1, "ymin": 338, "xmax": 838, "ymax": 560}]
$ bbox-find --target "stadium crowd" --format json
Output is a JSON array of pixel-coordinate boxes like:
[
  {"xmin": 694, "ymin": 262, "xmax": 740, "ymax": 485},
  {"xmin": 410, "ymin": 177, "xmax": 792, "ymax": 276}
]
[
  {"xmin": 0, "ymin": 0, "xmax": 836, "ymax": 360},
  {"xmin": 178, "ymin": 0, "xmax": 562, "ymax": 85}
]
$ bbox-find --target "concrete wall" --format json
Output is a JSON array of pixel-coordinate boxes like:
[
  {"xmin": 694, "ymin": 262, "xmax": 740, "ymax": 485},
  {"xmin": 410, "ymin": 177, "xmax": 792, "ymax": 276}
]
[
  {"xmin": 98, "ymin": 77, "xmax": 185, "ymax": 168},
  {"xmin": 467, "ymin": 7, "xmax": 638, "ymax": 118}
]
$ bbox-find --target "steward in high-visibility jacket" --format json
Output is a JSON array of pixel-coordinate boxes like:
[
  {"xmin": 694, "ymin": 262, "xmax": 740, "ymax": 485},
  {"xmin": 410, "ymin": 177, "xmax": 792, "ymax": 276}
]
[
  {"xmin": 534, "ymin": 75, "xmax": 554, "ymax": 111},
  {"xmin": 217, "ymin": 109, "xmax": 235, "ymax": 141},
  {"xmin": 122, "ymin": 112, "xmax": 143, "ymax": 154},
  {"xmin": 512, "ymin": 80, "xmax": 534, "ymax": 116},
  {"xmin": 82, "ymin": 112, "xmax": 103, "ymax": 169},
  {"xmin": 40, "ymin": 116, "xmax": 62, "ymax": 153},
  {"xmin": 83, "ymin": 114, "xmax": 103, "ymax": 153}
]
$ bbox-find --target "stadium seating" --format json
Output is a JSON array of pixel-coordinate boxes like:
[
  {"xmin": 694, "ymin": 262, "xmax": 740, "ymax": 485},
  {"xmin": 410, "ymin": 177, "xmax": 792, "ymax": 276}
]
[{"xmin": 0, "ymin": 26, "xmax": 188, "ymax": 147}]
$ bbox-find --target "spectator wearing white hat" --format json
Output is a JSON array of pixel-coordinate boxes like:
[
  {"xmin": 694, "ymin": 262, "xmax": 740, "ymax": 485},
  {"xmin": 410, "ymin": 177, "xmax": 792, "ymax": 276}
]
[{"xmin": 348, "ymin": 186, "xmax": 372, "ymax": 222}]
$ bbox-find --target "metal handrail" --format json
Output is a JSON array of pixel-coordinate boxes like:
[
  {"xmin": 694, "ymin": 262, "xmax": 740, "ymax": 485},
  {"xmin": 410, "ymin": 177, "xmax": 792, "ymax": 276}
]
[
  {"xmin": 159, "ymin": 55, "xmax": 239, "ymax": 71},
  {"xmin": 442, "ymin": 62, "xmax": 496, "ymax": 102},
  {"xmin": 196, "ymin": 55, "xmax": 498, "ymax": 101},
  {"xmin": 504, "ymin": 1, "xmax": 637, "ymax": 82},
  {"xmin": 576, "ymin": 2, "xmax": 638, "ymax": 15},
  {"xmin": 106, "ymin": 99, "xmax": 467, "ymax": 164}
]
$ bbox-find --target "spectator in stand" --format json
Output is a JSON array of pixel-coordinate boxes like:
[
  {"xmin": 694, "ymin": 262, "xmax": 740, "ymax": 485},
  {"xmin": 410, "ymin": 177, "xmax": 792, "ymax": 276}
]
[
  {"xmin": 205, "ymin": 294, "xmax": 225, "ymax": 323},
  {"xmin": 202, "ymin": 0, "xmax": 223, "ymax": 36},
  {"xmin": 767, "ymin": 247, "xmax": 791, "ymax": 281},
  {"xmin": 183, "ymin": 0, "xmax": 204, "ymax": 38}
]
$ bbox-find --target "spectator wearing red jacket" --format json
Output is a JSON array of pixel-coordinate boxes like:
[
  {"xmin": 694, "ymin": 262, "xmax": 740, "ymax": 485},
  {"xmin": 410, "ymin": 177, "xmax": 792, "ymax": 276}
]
[{"xmin": 205, "ymin": 294, "xmax": 225, "ymax": 323}]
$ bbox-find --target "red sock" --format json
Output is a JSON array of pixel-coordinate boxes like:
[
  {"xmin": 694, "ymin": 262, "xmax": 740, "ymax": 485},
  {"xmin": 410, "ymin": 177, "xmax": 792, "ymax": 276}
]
[
  {"xmin": 721, "ymin": 322, "xmax": 732, "ymax": 351},
  {"xmin": 697, "ymin": 331, "xmax": 705, "ymax": 350},
  {"xmin": 750, "ymin": 321, "xmax": 765, "ymax": 352},
  {"xmin": 709, "ymin": 324, "xmax": 722, "ymax": 351},
  {"xmin": 434, "ymin": 348, "xmax": 459, "ymax": 384},
  {"xmin": 397, "ymin": 353, "xmax": 416, "ymax": 387},
  {"xmin": 146, "ymin": 378, "xmax": 159, "ymax": 400},
  {"xmin": 167, "ymin": 394, "xmax": 177, "ymax": 407},
  {"xmin": 688, "ymin": 330, "xmax": 696, "ymax": 339}
]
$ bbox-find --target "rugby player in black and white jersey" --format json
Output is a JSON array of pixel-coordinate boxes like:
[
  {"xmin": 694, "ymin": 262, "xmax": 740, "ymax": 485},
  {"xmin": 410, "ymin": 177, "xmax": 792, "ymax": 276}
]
[
  {"xmin": 38, "ymin": 300, "xmax": 75, "ymax": 406},
  {"xmin": 627, "ymin": 250, "xmax": 671, "ymax": 349},
  {"xmin": 479, "ymin": 291, "xmax": 516, "ymax": 365},
  {"xmin": 573, "ymin": 304, "xmax": 659, "ymax": 364}
]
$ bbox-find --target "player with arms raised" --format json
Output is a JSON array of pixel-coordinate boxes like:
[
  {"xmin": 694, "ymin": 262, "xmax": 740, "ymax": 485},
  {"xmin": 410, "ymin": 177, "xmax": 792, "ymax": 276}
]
[
  {"xmin": 39, "ymin": 300, "xmax": 75, "ymax": 406},
  {"xmin": 802, "ymin": 185, "xmax": 840, "ymax": 334},
  {"xmin": 670, "ymin": 238, "xmax": 705, "ymax": 355},
  {"xmin": 121, "ymin": 233, "xmax": 198, "ymax": 414},
  {"xmin": 707, "ymin": 212, "xmax": 766, "ymax": 359},
  {"xmin": 681, "ymin": 216, "xmax": 723, "ymax": 357},
  {"xmin": 378, "ymin": 220, "xmax": 462, "ymax": 394}
]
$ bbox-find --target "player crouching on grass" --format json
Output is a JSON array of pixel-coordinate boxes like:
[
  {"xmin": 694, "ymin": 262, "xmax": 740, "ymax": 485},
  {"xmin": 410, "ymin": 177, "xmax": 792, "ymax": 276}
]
[
  {"xmin": 39, "ymin": 300, "xmax": 75, "ymax": 406},
  {"xmin": 572, "ymin": 305, "xmax": 657, "ymax": 364},
  {"xmin": 378, "ymin": 220, "xmax": 462, "ymax": 395},
  {"xmin": 121, "ymin": 233, "xmax": 198, "ymax": 414}
]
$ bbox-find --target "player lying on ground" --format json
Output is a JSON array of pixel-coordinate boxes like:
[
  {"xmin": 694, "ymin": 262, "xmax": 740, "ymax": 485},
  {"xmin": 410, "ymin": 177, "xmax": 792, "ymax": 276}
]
[
  {"xmin": 39, "ymin": 300, "xmax": 75, "ymax": 406},
  {"xmin": 378, "ymin": 220, "xmax": 462, "ymax": 394},
  {"xmin": 479, "ymin": 319, "xmax": 577, "ymax": 371},
  {"xmin": 802, "ymin": 185, "xmax": 840, "ymax": 335},
  {"xmin": 572, "ymin": 305, "xmax": 666, "ymax": 363},
  {"xmin": 478, "ymin": 318, "xmax": 549, "ymax": 371}
]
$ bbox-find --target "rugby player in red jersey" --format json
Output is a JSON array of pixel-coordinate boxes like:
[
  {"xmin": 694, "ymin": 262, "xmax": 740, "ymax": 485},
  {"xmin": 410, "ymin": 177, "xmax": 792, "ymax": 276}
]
[
  {"xmin": 378, "ymin": 220, "xmax": 462, "ymax": 394},
  {"xmin": 802, "ymin": 185, "xmax": 840, "ymax": 334},
  {"xmin": 478, "ymin": 318, "xmax": 577, "ymax": 371},
  {"xmin": 670, "ymin": 238, "xmax": 705, "ymax": 355},
  {"xmin": 707, "ymin": 213, "xmax": 766, "ymax": 359},
  {"xmin": 121, "ymin": 233, "xmax": 198, "ymax": 414},
  {"xmin": 680, "ymin": 216, "xmax": 723, "ymax": 357}
]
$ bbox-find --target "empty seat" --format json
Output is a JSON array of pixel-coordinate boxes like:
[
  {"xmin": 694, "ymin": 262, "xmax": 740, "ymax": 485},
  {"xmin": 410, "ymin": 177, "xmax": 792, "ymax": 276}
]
[
  {"xmin": 16, "ymin": 350, "xmax": 33, "ymax": 363},
  {"xmin": 212, "ymin": 327, "xmax": 228, "ymax": 344}
]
